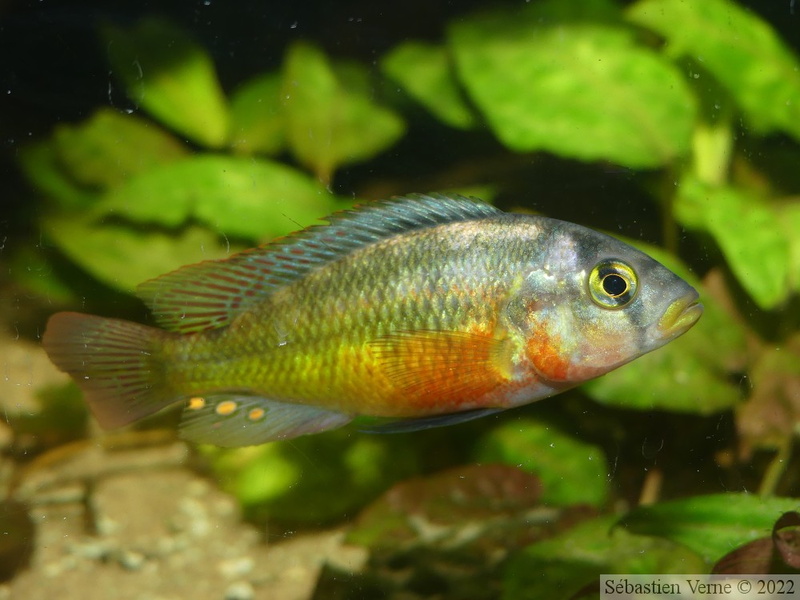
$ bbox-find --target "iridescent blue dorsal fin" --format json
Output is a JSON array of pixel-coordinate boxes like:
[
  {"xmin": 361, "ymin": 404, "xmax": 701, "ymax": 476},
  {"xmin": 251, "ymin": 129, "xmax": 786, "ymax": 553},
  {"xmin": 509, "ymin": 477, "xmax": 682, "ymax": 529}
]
[{"xmin": 136, "ymin": 194, "xmax": 501, "ymax": 333}]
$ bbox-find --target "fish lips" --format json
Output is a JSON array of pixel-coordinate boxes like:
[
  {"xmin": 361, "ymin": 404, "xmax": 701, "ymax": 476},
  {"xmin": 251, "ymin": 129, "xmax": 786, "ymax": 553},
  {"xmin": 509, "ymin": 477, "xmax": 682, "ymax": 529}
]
[{"xmin": 656, "ymin": 290, "xmax": 703, "ymax": 341}]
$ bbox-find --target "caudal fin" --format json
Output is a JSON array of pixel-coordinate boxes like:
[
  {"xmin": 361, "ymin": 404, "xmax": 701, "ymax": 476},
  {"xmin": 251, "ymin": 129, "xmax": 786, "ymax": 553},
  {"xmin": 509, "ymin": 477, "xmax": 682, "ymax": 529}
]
[{"xmin": 42, "ymin": 312, "xmax": 177, "ymax": 428}]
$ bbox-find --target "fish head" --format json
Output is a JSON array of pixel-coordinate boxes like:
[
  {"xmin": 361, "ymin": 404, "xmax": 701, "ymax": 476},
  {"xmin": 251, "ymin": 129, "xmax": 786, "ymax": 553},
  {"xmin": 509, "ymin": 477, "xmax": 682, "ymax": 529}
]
[{"xmin": 506, "ymin": 223, "xmax": 703, "ymax": 385}]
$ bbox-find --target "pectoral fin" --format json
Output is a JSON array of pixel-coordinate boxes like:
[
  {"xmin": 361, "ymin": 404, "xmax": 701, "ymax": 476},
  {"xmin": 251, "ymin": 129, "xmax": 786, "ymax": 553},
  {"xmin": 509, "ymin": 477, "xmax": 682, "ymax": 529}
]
[
  {"xmin": 370, "ymin": 329, "xmax": 513, "ymax": 410},
  {"xmin": 360, "ymin": 408, "xmax": 503, "ymax": 434}
]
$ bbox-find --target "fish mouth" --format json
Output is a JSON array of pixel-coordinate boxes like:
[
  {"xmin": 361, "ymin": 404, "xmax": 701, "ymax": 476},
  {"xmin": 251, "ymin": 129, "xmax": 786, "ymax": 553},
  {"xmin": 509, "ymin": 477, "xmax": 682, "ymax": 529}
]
[{"xmin": 657, "ymin": 291, "xmax": 703, "ymax": 340}]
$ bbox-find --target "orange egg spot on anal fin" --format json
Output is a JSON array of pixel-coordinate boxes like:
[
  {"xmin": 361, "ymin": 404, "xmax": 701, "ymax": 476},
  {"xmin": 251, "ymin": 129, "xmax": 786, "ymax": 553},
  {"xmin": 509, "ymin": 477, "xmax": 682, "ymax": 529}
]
[
  {"xmin": 248, "ymin": 407, "xmax": 266, "ymax": 421},
  {"xmin": 215, "ymin": 400, "xmax": 238, "ymax": 416},
  {"xmin": 188, "ymin": 397, "xmax": 206, "ymax": 410}
]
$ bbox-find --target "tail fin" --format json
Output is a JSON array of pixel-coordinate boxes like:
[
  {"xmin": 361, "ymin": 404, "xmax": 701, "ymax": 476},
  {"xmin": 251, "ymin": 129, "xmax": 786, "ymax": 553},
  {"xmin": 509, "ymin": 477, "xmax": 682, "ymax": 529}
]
[{"xmin": 42, "ymin": 312, "xmax": 177, "ymax": 428}]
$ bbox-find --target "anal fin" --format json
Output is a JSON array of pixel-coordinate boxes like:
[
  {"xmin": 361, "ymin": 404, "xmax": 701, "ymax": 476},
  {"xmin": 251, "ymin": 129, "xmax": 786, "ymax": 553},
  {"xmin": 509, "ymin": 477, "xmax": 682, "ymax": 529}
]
[{"xmin": 179, "ymin": 394, "xmax": 352, "ymax": 447}]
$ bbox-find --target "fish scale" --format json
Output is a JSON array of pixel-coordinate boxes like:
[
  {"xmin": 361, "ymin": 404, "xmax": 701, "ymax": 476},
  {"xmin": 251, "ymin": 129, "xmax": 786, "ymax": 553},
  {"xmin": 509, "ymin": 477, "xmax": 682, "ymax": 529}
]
[
  {"xmin": 42, "ymin": 194, "xmax": 702, "ymax": 445},
  {"xmin": 160, "ymin": 219, "xmax": 519, "ymax": 415}
]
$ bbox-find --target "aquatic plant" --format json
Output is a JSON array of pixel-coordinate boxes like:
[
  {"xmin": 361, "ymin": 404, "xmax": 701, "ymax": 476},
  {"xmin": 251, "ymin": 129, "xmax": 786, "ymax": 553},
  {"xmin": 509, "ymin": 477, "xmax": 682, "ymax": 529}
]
[{"xmin": 11, "ymin": 0, "xmax": 800, "ymax": 593}]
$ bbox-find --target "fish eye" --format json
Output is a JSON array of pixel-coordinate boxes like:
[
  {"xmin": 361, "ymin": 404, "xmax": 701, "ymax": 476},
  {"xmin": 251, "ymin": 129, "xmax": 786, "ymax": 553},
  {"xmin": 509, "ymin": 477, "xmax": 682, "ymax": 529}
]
[
  {"xmin": 588, "ymin": 260, "xmax": 638, "ymax": 309},
  {"xmin": 602, "ymin": 274, "xmax": 628, "ymax": 297}
]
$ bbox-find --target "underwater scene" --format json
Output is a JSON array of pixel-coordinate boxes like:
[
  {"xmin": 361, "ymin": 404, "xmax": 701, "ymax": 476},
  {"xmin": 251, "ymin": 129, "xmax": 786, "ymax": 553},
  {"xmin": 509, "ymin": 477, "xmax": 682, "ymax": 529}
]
[{"xmin": 2, "ymin": 0, "xmax": 800, "ymax": 598}]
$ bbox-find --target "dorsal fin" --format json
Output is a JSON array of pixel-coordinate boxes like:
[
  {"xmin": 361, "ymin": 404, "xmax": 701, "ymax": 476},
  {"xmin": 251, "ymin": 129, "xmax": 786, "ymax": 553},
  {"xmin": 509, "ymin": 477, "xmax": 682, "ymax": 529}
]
[{"xmin": 136, "ymin": 194, "xmax": 501, "ymax": 333}]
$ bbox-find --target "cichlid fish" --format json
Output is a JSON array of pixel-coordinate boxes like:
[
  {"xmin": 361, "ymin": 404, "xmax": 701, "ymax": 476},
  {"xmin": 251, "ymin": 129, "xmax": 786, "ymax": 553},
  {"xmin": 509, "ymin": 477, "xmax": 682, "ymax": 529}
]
[{"xmin": 43, "ymin": 194, "xmax": 702, "ymax": 446}]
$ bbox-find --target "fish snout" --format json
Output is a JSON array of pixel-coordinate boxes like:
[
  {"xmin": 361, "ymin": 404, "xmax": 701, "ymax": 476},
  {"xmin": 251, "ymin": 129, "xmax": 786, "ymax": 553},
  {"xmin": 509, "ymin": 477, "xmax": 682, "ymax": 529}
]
[{"xmin": 656, "ymin": 291, "xmax": 703, "ymax": 340}]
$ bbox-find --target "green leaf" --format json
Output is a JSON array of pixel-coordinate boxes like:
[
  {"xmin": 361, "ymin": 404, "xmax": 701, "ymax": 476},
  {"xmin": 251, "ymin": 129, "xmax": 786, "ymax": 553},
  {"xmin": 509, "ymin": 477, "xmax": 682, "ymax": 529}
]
[
  {"xmin": 331, "ymin": 59, "xmax": 373, "ymax": 96},
  {"xmin": 229, "ymin": 72, "xmax": 286, "ymax": 155},
  {"xmin": 584, "ymin": 240, "xmax": 747, "ymax": 413},
  {"xmin": 8, "ymin": 246, "xmax": 79, "ymax": 304},
  {"xmin": 200, "ymin": 444, "xmax": 301, "ymax": 508},
  {"xmin": 676, "ymin": 178, "xmax": 791, "ymax": 309},
  {"xmin": 52, "ymin": 108, "xmax": 187, "ymax": 189},
  {"xmin": 779, "ymin": 202, "xmax": 800, "ymax": 294},
  {"xmin": 382, "ymin": 41, "xmax": 476, "ymax": 130},
  {"xmin": 449, "ymin": 14, "xmax": 695, "ymax": 167},
  {"xmin": 473, "ymin": 419, "xmax": 608, "ymax": 507},
  {"xmin": 628, "ymin": 0, "xmax": 800, "ymax": 141},
  {"xmin": 17, "ymin": 142, "xmax": 96, "ymax": 210},
  {"xmin": 504, "ymin": 514, "xmax": 706, "ymax": 600},
  {"xmin": 96, "ymin": 154, "xmax": 341, "ymax": 241},
  {"xmin": 282, "ymin": 41, "xmax": 406, "ymax": 183},
  {"xmin": 200, "ymin": 429, "xmax": 420, "ymax": 523},
  {"xmin": 102, "ymin": 18, "xmax": 229, "ymax": 147},
  {"xmin": 42, "ymin": 214, "xmax": 234, "ymax": 291},
  {"xmin": 619, "ymin": 493, "xmax": 800, "ymax": 564}
]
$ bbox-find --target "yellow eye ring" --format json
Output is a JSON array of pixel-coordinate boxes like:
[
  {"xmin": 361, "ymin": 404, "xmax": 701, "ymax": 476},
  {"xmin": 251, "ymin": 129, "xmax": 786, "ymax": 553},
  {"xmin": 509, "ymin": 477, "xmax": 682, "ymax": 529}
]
[{"xmin": 588, "ymin": 260, "xmax": 638, "ymax": 309}]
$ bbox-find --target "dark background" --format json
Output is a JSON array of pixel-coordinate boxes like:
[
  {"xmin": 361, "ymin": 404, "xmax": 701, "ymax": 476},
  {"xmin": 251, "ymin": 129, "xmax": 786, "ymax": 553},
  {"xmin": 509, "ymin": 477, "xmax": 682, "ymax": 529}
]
[
  {"xmin": 1, "ymin": 0, "xmax": 797, "ymax": 128},
  {"xmin": 1, "ymin": 0, "xmax": 798, "ymax": 239}
]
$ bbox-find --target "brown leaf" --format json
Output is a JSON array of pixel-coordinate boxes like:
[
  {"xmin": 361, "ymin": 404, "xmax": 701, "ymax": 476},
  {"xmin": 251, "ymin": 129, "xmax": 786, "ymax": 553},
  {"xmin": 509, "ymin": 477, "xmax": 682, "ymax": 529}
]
[
  {"xmin": 374, "ymin": 463, "xmax": 543, "ymax": 525},
  {"xmin": 713, "ymin": 511, "xmax": 800, "ymax": 574},
  {"xmin": 736, "ymin": 335, "xmax": 800, "ymax": 457},
  {"xmin": 773, "ymin": 511, "xmax": 800, "ymax": 570},
  {"xmin": 712, "ymin": 537, "xmax": 773, "ymax": 574},
  {"xmin": 347, "ymin": 463, "xmax": 552, "ymax": 555},
  {"xmin": 345, "ymin": 464, "xmax": 593, "ymax": 600},
  {"xmin": 0, "ymin": 500, "xmax": 34, "ymax": 582}
]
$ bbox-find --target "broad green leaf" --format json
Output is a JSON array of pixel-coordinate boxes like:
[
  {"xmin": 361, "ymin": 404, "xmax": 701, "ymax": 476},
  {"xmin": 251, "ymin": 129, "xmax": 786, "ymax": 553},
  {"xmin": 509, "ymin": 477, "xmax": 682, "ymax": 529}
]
[
  {"xmin": 103, "ymin": 19, "xmax": 229, "ymax": 147},
  {"xmin": 53, "ymin": 108, "xmax": 187, "ymax": 189},
  {"xmin": 619, "ymin": 493, "xmax": 800, "ymax": 564},
  {"xmin": 692, "ymin": 118, "xmax": 734, "ymax": 187},
  {"xmin": 780, "ymin": 202, "xmax": 800, "ymax": 294},
  {"xmin": 96, "ymin": 154, "xmax": 341, "ymax": 241},
  {"xmin": 200, "ymin": 429, "xmax": 420, "ymax": 523},
  {"xmin": 17, "ymin": 142, "xmax": 95, "ymax": 210},
  {"xmin": 229, "ymin": 72, "xmax": 285, "ymax": 155},
  {"xmin": 331, "ymin": 59, "xmax": 373, "ymax": 96},
  {"xmin": 473, "ymin": 419, "xmax": 608, "ymax": 507},
  {"xmin": 8, "ymin": 246, "xmax": 79, "ymax": 304},
  {"xmin": 449, "ymin": 15, "xmax": 695, "ymax": 167},
  {"xmin": 282, "ymin": 41, "xmax": 405, "ymax": 183},
  {"xmin": 382, "ymin": 42, "xmax": 476, "ymax": 129},
  {"xmin": 200, "ymin": 444, "xmax": 300, "ymax": 508},
  {"xmin": 628, "ymin": 0, "xmax": 800, "ymax": 141},
  {"xmin": 584, "ymin": 241, "xmax": 746, "ymax": 413},
  {"xmin": 42, "ymin": 214, "xmax": 233, "ymax": 291},
  {"xmin": 504, "ymin": 514, "xmax": 706, "ymax": 600},
  {"xmin": 676, "ymin": 178, "xmax": 791, "ymax": 309}
]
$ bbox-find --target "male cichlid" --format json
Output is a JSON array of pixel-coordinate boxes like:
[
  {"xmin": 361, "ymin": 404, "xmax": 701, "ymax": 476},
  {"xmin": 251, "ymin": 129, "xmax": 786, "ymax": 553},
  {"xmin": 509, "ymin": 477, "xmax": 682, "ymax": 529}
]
[{"xmin": 43, "ymin": 194, "xmax": 702, "ymax": 446}]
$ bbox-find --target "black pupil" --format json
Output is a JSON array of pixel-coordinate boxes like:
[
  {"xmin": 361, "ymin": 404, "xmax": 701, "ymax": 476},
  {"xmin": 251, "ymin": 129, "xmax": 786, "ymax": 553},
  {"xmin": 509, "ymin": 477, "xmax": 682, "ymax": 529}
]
[{"xmin": 602, "ymin": 274, "xmax": 628, "ymax": 297}]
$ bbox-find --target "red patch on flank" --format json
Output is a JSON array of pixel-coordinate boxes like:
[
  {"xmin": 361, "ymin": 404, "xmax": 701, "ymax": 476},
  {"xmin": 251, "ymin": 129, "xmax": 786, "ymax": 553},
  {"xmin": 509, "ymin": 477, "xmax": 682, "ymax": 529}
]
[
  {"xmin": 372, "ymin": 329, "xmax": 507, "ymax": 411},
  {"xmin": 527, "ymin": 331, "xmax": 572, "ymax": 382}
]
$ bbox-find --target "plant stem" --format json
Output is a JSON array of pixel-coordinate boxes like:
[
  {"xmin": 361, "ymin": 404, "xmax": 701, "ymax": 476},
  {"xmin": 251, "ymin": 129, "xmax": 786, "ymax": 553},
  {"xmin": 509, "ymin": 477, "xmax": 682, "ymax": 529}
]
[
  {"xmin": 659, "ymin": 166, "xmax": 680, "ymax": 256},
  {"xmin": 758, "ymin": 437, "xmax": 793, "ymax": 496}
]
